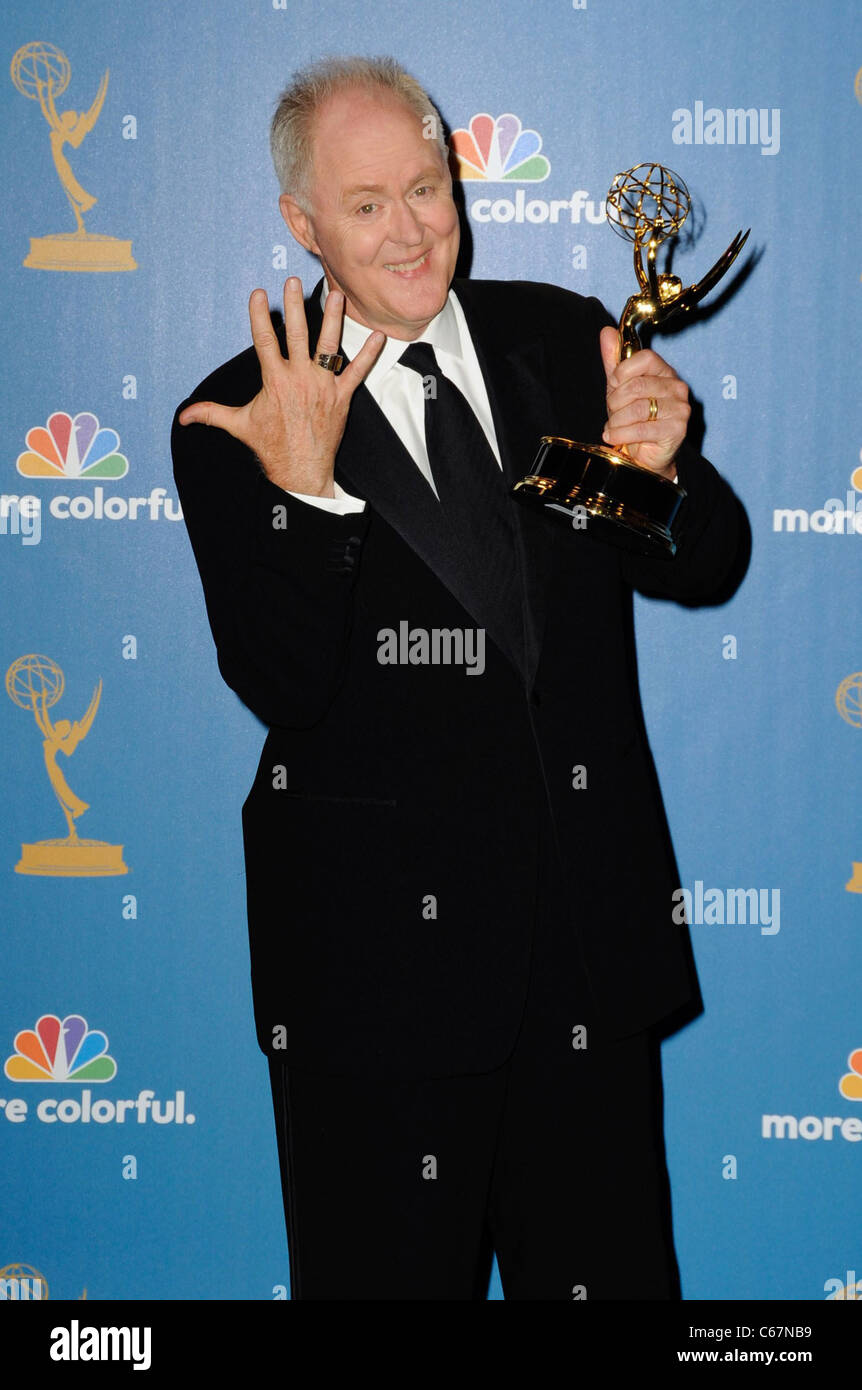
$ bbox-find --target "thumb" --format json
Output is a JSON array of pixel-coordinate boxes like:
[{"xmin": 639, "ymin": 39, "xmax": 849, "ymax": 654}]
[
  {"xmin": 177, "ymin": 400, "xmax": 240, "ymax": 433},
  {"xmin": 599, "ymin": 326, "xmax": 620, "ymax": 386}
]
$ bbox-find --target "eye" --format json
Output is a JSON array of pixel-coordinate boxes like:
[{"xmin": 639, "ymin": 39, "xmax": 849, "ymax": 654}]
[
  {"xmin": 357, "ymin": 203, "xmax": 377, "ymax": 215},
  {"xmin": 412, "ymin": 185, "xmax": 432, "ymax": 197}
]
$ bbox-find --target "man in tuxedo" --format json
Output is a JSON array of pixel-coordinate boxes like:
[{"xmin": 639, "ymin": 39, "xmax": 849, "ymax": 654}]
[{"xmin": 171, "ymin": 56, "xmax": 743, "ymax": 1300}]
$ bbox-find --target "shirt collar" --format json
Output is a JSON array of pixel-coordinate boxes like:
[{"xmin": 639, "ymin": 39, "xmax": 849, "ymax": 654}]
[{"xmin": 319, "ymin": 279, "xmax": 463, "ymax": 388}]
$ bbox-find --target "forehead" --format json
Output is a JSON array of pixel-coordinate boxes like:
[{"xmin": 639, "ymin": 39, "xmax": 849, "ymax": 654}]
[{"xmin": 309, "ymin": 88, "xmax": 443, "ymax": 196}]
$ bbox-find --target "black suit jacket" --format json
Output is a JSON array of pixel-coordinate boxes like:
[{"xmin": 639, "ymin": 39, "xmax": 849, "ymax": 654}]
[{"xmin": 171, "ymin": 276, "xmax": 743, "ymax": 1078}]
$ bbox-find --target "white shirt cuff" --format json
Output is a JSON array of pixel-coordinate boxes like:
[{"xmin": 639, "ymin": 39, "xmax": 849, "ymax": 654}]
[{"xmin": 285, "ymin": 481, "xmax": 366, "ymax": 514}]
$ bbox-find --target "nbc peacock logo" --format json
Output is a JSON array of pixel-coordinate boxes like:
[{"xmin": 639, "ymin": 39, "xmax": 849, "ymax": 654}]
[
  {"xmin": 17, "ymin": 411, "xmax": 127, "ymax": 480},
  {"xmin": 6, "ymin": 410, "xmax": 182, "ymax": 524},
  {"xmin": 773, "ymin": 468, "xmax": 862, "ymax": 535},
  {"xmin": 5, "ymin": 1014, "xmax": 116, "ymax": 1082},
  {"xmin": 839, "ymin": 1048, "xmax": 862, "ymax": 1101},
  {"xmin": 450, "ymin": 113, "xmax": 551, "ymax": 182},
  {"xmin": 449, "ymin": 111, "xmax": 605, "ymax": 229},
  {"xmin": 1, "ymin": 1013, "xmax": 195, "ymax": 1126},
  {"xmin": 761, "ymin": 1047, "xmax": 862, "ymax": 1143}
]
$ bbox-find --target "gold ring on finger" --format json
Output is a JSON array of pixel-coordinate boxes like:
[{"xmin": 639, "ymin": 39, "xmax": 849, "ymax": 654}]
[
  {"xmin": 648, "ymin": 396, "xmax": 658, "ymax": 422},
  {"xmin": 316, "ymin": 352, "xmax": 344, "ymax": 373}
]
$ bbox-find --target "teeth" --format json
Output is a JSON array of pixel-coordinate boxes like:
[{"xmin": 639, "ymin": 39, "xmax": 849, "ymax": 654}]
[{"xmin": 384, "ymin": 251, "xmax": 429, "ymax": 272}]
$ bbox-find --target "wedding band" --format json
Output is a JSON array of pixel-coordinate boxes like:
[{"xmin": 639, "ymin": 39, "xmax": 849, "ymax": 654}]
[
  {"xmin": 316, "ymin": 352, "xmax": 344, "ymax": 373},
  {"xmin": 648, "ymin": 397, "xmax": 658, "ymax": 422}
]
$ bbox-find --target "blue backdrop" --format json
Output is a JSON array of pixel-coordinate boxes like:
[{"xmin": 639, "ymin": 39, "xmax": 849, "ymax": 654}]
[{"xmin": 1, "ymin": 0, "xmax": 860, "ymax": 1302}]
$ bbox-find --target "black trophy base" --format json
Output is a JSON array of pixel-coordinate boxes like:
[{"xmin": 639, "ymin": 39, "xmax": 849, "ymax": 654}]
[{"xmin": 511, "ymin": 435, "xmax": 687, "ymax": 557}]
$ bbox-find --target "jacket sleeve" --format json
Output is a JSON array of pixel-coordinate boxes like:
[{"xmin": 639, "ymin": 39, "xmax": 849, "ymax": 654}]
[
  {"xmin": 171, "ymin": 400, "xmax": 369, "ymax": 729},
  {"xmin": 617, "ymin": 437, "xmax": 746, "ymax": 604}
]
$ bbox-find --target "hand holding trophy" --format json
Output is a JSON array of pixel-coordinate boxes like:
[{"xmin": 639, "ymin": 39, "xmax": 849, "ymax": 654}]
[{"xmin": 511, "ymin": 163, "xmax": 749, "ymax": 556}]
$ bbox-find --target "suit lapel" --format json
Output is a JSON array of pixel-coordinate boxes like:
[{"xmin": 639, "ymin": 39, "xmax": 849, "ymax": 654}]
[
  {"xmin": 336, "ymin": 383, "xmax": 481, "ymax": 626},
  {"xmin": 304, "ymin": 278, "xmax": 559, "ymax": 690}
]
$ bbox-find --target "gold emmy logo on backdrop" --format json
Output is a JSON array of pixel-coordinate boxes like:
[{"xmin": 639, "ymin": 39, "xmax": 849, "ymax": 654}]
[
  {"xmin": 511, "ymin": 162, "xmax": 749, "ymax": 555},
  {"xmin": 6, "ymin": 654, "xmax": 128, "ymax": 876},
  {"xmin": 10, "ymin": 41, "xmax": 136, "ymax": 272},
  {"xmin": 0, "ymin": 1263, "xmax": 48, "ymax": 1300},
  {"xmin": 0, "ymin": 1263, "xmax": 88, "ymax": 1300},
  {"xmin": 836, "ymin": 671, "xmax": 862, "ymax": 893}
]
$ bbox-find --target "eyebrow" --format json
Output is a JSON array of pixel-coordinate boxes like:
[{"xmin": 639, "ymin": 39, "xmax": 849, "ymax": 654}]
[{"xmin": 341, "ymin": 168, "xmax": 443, "ymax": 201}]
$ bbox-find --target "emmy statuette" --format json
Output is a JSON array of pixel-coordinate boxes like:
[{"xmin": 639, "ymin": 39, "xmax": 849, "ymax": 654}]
[{"xmin": 511, "ymin": 163, "xmax": 749, "ymax": 556}]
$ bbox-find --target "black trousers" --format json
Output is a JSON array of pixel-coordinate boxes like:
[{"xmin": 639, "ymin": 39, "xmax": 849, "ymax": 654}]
[{"xmin": 267, "ymin": 820, "xmax": 680, "ymax": 1300}]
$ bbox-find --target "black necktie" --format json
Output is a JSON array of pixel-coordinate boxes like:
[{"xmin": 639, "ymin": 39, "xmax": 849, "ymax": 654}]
[{"xmin": 398, "ymin": 341, "xmax": 525, "ymax": 674}]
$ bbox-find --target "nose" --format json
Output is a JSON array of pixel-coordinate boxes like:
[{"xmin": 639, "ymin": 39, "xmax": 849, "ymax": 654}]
[{"xmin": 387, "ymin": 197, "xmax": 425, "ymax": 247}]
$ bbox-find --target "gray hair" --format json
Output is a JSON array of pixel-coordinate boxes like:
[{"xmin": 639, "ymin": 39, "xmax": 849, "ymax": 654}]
[{"xmin": 270, "ymin": 55, "xmax": 448, "ymax": 210}]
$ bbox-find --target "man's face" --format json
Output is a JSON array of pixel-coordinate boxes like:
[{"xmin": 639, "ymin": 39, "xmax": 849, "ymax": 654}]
[{"xmin": 280, "ymin": 89, "xmax": 460, "ymax": 340}]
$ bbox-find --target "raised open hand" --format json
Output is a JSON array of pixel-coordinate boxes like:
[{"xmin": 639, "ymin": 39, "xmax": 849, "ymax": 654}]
[{"xmin": 178, "ymin": 277, "xmax": 384, "ymax": 496}]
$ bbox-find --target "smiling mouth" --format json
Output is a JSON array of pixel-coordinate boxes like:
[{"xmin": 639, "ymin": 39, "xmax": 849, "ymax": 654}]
[{"xmin": 383, "ymin": 250, "xmax": 431, "ymax": 273}]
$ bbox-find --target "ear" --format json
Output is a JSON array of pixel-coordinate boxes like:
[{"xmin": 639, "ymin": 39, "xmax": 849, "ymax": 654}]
[{"xmin": 279, "ymin": 193, "xmax": 319, "ymax": 255}]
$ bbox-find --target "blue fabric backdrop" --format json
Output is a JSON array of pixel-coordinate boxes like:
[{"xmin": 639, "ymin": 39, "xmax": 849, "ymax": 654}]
[{"xmin": 1, "ymin": 0, "xmax": 860, "ymax": 1301}]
